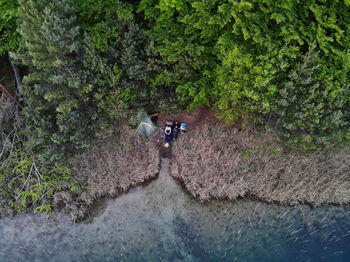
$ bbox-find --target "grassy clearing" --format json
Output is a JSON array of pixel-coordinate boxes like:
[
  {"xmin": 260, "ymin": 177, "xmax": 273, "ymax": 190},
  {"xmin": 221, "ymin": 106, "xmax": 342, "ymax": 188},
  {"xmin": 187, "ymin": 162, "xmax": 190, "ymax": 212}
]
[{"xmin": 171, "ymin": 125, "xmax": 350, "ymax": 206}]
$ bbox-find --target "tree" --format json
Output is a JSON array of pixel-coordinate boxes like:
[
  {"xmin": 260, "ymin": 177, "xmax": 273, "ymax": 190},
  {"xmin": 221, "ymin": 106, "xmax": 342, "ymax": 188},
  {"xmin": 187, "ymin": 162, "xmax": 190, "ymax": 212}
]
[
  {"xmin": 140, "ymin": 0, "xmax": 349, "ymax": 110},
  {"xmin": 271, "ymin": 44, "xmax": 350, "ymax": 149},
  {"xmin": 11, "ymin": 0, "xmax": 126, "ymax": 162},
  {"xmin": 138, "ymin": 0, "xmax": 218, "ymax": 109},
  {"xmin": 139, "ymin": 0, "xmax": 350, "ymax": 146},
  {"xmin": 77, "ymin": 0, "xmax": 157, "ymax": 111},
  {"xmin": 0, "ymin": 0, "xmax": 19, "ymax": 56}
]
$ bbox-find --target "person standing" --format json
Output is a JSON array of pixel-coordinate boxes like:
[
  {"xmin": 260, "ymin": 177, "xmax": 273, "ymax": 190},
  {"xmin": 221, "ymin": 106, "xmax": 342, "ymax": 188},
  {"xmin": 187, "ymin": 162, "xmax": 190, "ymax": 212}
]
[
  {"xmin": 164, "ymin": 122, "xmax": 173, "ymax": 142},
  {"xmin": 173, "ymin": 121, "xmax": 180, "ymax": 141}
]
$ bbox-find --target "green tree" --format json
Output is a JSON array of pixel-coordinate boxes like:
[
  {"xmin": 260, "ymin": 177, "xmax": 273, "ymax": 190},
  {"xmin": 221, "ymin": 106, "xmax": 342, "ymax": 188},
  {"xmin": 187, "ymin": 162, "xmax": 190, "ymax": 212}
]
[
  {"xmin": 138, "ymin": 0, "xmax": 218, "ymax": 109},
  {"xmin": 11, "ymin": 0, "xmax": 126, "ymax": 162},
  {"xmin": 76, "ymin": 0, "xmax": 134, "ymax": 52},
  {"xmin": 139, "ymin": 0, "xmax": 349, "ymax": 111},
  {"xmin": 0, "ymin": 0, "xmax": 19, "ymax": 56},
  {"xmin": 139, "ymin": 0, "xmax": 350, "ymax": 146},
  {"xmin": 77, "ymin": 0, "xmax": 155, "ymax": 111},
  {"xmin": 271, "ymin": 44, "xmax": 350, "ymax": 149}
]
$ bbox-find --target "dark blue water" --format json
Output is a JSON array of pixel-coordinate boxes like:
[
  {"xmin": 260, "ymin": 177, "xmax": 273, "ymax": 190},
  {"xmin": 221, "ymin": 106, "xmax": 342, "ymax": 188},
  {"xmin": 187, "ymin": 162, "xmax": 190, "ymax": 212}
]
[{"xmin": 0, "ymin": 159, "xmax": 349, "ymax": 261}]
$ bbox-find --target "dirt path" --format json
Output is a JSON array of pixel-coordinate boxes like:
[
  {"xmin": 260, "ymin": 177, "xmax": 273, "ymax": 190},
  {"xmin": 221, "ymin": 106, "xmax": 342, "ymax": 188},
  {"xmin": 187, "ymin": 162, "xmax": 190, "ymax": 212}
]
[
  {"xmin": 157, "ymin": 106, "xmax": 225, "ymax": 131},
  {"xmin": 153, "ymin": 106, "xmax": 228, "ymax": 158}
]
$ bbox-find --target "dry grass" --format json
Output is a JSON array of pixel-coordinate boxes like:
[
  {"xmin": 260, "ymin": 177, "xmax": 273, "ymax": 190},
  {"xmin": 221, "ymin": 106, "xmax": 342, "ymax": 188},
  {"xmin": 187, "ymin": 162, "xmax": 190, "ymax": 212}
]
[
  {"xmin": 171, "ymin": 125, "xmax": 350, "ymax": 206},
  {"xmin": 56, "ymin": 127, "xmax": 159, "ymax": 222},
  {"xmin": 74, "ymin": 126, "xmax": 159, "ymax": 199}
]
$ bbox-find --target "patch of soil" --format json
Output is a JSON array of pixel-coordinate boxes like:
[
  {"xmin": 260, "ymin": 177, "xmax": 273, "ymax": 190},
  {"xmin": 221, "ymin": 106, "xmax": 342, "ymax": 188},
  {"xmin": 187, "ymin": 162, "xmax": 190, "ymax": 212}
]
[
  {"xmin": 0, "ymin": 57, "xmax": 16, "ymax": 95},
  {"xmin": 157, "ymin": 106, "xmax": 225, "ymax": 131},
  {"xmin": 151, "ymin": 106, "xmax": 228, "ymax": 158}
]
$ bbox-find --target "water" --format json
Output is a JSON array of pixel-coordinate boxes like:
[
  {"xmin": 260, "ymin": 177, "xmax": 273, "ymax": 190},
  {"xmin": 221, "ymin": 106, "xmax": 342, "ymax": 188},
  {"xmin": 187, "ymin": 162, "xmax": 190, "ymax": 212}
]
[{"xmin": 0, "ymin": 159, "xmax": 349, "ymax": 261}]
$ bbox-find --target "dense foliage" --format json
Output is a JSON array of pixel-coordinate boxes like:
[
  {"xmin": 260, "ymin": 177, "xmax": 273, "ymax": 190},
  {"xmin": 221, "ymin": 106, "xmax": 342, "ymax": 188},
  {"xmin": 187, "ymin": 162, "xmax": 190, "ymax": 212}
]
[
  {"xmin": 272, "ymin": 44, "xmax": 350, "ymax": 149},
  {"xmin": 6, "ymin": 0, "xmax": 349, "ymax": 156},
  {"xmin": 139, "ymin": 0, "xmax": 350, "ymax": 146},
  {"xmin": 0, "ymin": 0, "xmax": 19, "ymax": 55},
  {"xmin": 0, "ymin": 95, "xmax": 83, "ymax": 217},
  {"xmin": 11, "ymin": 0, "xmax": 144, "ymax": 162}
]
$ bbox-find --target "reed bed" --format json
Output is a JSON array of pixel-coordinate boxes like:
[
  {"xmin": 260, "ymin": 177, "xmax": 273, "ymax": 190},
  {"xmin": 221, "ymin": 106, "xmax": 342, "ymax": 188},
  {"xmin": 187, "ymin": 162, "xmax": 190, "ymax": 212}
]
[
  {"xmin": 74, "ymin": 127, "xmax": 159, "ymax": 198},
  {"xmin": 171, "ymin": 125, "xmax": 350, "ymax": 206},
  {"xmin": 57, "ymin": 127, "xmax": 159, "ymax": 221}
]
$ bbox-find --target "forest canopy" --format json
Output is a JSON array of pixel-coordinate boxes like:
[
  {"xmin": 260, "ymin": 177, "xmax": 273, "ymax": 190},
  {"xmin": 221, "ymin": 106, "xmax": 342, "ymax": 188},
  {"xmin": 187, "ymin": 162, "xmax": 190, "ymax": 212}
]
[
  {"xmin": 138, "ymin": 0, "xmax": 350, "ymax": 148},
  {"xmin": 0, "ymin": 0, "xmax": 19, "ymax": 56}
]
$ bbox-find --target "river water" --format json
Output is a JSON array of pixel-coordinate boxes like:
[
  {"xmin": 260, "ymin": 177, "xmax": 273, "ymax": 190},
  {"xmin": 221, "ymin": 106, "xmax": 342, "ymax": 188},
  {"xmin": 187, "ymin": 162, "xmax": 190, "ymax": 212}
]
[{"xmin": 0, "ymin": 159, "xmax": 349, "ymax": 261}]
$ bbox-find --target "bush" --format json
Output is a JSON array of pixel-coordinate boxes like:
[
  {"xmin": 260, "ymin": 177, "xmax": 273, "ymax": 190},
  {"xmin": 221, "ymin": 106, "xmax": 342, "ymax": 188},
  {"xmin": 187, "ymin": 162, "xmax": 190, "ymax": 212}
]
[{"xmin": 0, "ymin": 134, "xmax": 83, "ymax": 217}]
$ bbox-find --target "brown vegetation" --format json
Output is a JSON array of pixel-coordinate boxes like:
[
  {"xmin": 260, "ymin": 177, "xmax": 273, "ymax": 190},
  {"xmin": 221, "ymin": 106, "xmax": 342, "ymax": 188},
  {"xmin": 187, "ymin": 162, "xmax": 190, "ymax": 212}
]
[
  {"xmin": 171, "ymin": 125, "xmax": 350, "ymax": 207},
  {"xmin": 55, "ymin": 126, "xmax": 159, "ymax": 222},
  {"xmin": 73, "ymin": 126, "xmax": 159, "ymax": 199}
]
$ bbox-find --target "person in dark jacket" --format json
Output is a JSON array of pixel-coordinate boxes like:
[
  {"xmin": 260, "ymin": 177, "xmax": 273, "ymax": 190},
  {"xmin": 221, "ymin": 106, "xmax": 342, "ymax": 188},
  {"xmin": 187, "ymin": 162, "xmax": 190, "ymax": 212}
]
[
  {"xmin": 173, "ymin": 121, "xmax": 180, "ymax": 141},
  {"xmin": 164, "ymin": 122, "xmax": 173, "ymax": 142}
]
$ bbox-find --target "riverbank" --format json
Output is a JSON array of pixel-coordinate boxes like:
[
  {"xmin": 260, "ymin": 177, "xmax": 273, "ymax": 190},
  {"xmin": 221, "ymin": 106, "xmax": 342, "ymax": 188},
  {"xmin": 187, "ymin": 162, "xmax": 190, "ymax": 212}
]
[
  {"xmin": 171, "ymin": 124, "xmax": 350, "ymax": 207},
  {"xmin": 62, "ymin": 109, "xmax": 350, "ymax": 221},
  {"xmin": 1, "ymin": 107, "xmax": 349, "ymax": 222},
  {"xmin": 57, "ymin": 126, "xmax": 160, "ymax": 222}
]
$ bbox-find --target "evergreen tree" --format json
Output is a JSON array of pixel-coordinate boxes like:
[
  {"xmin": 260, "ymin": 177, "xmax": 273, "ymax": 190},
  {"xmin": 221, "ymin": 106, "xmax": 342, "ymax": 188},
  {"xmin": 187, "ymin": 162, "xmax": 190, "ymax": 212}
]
[
  {"xmin": 12, "ymin": 0, "xmax": 126, "ymax": 162},
  {"xmin": 77, "ymin": 0, "xmax": 154, "ymax": 110},
  {"xmin": 272, "ymin": 44, "xmax": 350, "ymax": 149},
  {"xmin": 107, "ymin": 21, "xmax": 149, "ymax": 108}
]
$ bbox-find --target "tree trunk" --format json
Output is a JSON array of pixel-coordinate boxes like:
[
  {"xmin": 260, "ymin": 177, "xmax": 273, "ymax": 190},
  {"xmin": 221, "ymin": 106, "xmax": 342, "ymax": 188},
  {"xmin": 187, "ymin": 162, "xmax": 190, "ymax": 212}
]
[{"xmin": 10, "ymin": 59, "xmax": 23, "ymax": 97}]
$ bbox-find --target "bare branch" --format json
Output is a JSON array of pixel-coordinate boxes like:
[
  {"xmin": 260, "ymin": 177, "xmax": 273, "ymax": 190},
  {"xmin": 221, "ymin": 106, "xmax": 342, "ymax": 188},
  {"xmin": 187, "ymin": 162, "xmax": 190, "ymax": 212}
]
[
  {"xmin": 0, "ymin": 83, "xmax": 23, "ymax": 109},
  {"xmin": 0, "ymin": 128, "xmax": 15, "ymax": 160},
  {"xmin": 17, "ymin": 162, "xmax": 34, "ymax": 196}
]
